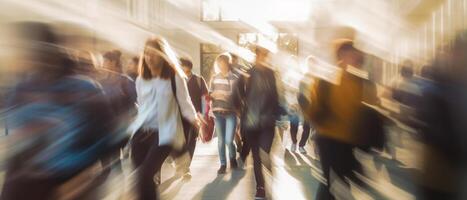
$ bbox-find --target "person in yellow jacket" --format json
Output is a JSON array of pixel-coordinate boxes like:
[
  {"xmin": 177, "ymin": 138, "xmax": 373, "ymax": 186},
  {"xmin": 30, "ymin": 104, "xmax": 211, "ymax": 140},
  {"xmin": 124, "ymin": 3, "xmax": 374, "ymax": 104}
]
[{"xmin": 305, "ymin": 39, "xmax": 379, "ymax": 199}]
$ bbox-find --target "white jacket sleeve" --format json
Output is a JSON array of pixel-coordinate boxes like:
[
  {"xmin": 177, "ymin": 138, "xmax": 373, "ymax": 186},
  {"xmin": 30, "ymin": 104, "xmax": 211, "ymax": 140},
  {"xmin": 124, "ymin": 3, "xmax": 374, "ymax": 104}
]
[
  {"xmin": 175, "ymin": 74, "xmax": 198, "ymax": 123},
  {"xmin": 135, "ymin": 77, "xmax": 142, "ymax": 108}
]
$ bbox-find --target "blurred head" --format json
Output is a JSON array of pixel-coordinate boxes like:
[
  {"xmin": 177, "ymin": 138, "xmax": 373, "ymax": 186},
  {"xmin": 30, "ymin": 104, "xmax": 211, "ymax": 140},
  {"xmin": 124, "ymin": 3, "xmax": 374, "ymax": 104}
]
[
  {"xmin": 230, "ymin": 53, "xmax": 239, "ymax": 64},
  {"xmin": 400, "ymin": 60, "xmax": 414, "ymax": 78},
  {"xmin": 103, "ymin": 50, "xmax": 122, "ymax": 72},
  {"xmin": 12, "ymin": 22, "xmax": 73, "ymax": 78},
  {"xmin": 334, "ymin": 39, "xmax": 364, "ymax": 68},
  {"xmin": 127, "ymin": 56, "xmax": 139, "ymax": 73},
  {"xmin": 215, "ymin": 53, "xmax": 232, "ymax": 74},
  {"xmin": 255, "ymin": 46, "xmax": 270, "ymax": 65},
  {"xmin": 400, "ymin": 66, "xmax": 414, "ymax": 78},
  {"xmin": 140, "ymin": 37, "xmax": 179, "ymax": 80},
  {"xmin": 179, "ymin": 57, "xmax": 193, "ymax": 76},
  {"xmin": 73, "ymin": 50, "xmax": 97, "ymax": 75}
]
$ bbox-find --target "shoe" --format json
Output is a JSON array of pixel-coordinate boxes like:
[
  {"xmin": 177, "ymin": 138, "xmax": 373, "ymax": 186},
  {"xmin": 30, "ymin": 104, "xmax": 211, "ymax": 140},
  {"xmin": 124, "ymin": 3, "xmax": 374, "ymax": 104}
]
[
  {"xmin": 237, "ymin": 158, "xmax": 245, "ymax": 169},
  {"xmin": 154, "ymin": 175, "xmax": 161, "ymax": 185},
  {"xmin": 175, "ymin": 167, "xmax": 190, "ymax": 177},
  {"xmin": 255, "ymin": 187, "xmax": 266, "ymax": 199},
  {"xmin": 240, "ymin": 153, "xmax": 247, "ymax": 163},
  {"xmin": 290, "ymin": 144, "xmax": 297, "ymax": 152},
  {"xmin": 230, "ymin": 159, "xmax": 238, "ymax": 169},
  {"xmin": 182, "ymin": 171, "xmax": 192, "ymax": 180},
  {"xmin": 217, "ymin": 165, "xmax": 226, "ymax": 174},
  {"xmin": 298, "ymin": 146, "xmax": 307, "ymax": 154}
]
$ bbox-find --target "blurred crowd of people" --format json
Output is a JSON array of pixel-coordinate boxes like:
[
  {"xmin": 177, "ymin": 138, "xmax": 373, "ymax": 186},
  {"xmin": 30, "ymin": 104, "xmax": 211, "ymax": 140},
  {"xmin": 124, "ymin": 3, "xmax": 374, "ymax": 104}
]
[{"xmin": 1, "ymin": 21, "xmax": 467, "ymax": 200}]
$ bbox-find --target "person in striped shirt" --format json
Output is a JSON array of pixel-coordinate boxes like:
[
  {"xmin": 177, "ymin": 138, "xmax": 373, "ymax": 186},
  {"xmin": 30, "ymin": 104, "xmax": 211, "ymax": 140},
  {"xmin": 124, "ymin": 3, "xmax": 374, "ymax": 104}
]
[{"xmin": 210, "ymin": 53, "xmax": 239, "ymax": 174}]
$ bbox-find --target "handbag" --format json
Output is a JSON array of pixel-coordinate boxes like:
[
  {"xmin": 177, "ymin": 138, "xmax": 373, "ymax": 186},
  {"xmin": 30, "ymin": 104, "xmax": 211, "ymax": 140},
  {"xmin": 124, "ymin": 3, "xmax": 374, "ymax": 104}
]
[{"xmin": 200, "ymin": 95, "xmax": 215, "ymax": 143}]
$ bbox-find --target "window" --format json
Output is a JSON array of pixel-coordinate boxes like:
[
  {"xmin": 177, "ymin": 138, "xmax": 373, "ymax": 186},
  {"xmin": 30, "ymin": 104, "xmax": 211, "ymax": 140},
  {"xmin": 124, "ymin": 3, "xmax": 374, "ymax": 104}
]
[
  {"xmin": 127, "ymin": 0, "xmax": 153, "ymax": 26},
  {"xmin": 200, "ymin": 43, "xmax": 224, "ymax": 81},
  {"xmin": 201, "ymin": 0, "xmax": 310, "ymax": 22},
  {"xmin": 238, "ymin": 32, "xmax": 298, "ymax": 55},
  {"xmin": 201, "ymin": 0, "xmax": 221, "ymax": 21},
  {"xmin": 200, "ymin": 33, "xmax": 298, "ymax": 82}
]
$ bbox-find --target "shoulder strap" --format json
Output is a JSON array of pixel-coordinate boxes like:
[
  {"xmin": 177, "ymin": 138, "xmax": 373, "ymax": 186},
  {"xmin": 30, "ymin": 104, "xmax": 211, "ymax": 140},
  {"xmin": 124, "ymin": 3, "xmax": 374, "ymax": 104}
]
[
  {"xmin": 170, "ymin": 74, "xmax": 178, "ymax": 104},
  {"xmin": 196, "ymin": 76, "xmax": 202, "ymax": 90},
  {"xmin": 171, "ymin": 74, "xmax": 188, "ymax": 122}
]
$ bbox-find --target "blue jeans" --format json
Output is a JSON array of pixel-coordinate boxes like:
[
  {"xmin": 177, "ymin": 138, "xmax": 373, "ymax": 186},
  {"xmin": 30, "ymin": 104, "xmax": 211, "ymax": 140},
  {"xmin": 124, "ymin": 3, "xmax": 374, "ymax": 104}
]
[{"xmin": 214, "ymin": 113, "xmax": 237, "ymax": 166}]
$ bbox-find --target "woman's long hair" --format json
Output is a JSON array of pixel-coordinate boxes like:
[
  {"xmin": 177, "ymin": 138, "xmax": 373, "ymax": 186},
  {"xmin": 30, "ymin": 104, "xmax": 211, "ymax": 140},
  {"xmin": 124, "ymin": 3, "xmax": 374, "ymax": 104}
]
[{"xmin": 139, "ymin": 37, "xmax": 186, "ymax": 80}]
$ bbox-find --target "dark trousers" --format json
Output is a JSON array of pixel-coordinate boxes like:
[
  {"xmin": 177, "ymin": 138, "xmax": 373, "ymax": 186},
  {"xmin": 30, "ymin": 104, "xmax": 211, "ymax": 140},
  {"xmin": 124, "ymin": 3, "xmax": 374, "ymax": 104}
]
[
  {"xmin": 97, "ymin": 150, "xmax": 122, "ymax": 185},
  {"xmin": 290, "ymin": 119, "xmax": 312, "ymax": 147},
  {"xmin": 241, "ymin": 126, "xmax": 275, "ymax": 188},
  {"xmin": 418, "ymin": 186, "xmax": 458, "ymax": 200},
  {"xmin": 234, "ymin": 126, "xmax": 243, "ymax": 153},
  {"xmin": 130, "ymin": 129, "xmax": 172, "ymax": 200},
  {"xmin": 1, "ymin": 155, "xmax": 101, "ymax": 200},
  {"xmin": 315, "ymin": 135, "xmax": 363, "ymax": 200},
  {"xmin": 185, "ymin": 129, "xmax": 197, "ymax": 168},
  {"xmin": 1, "ymin": 169, "xmax": 60, "ymax": 200},
  {"xmin": 173, "ymin": 127, "xmax": 197, "ymax": 173}
]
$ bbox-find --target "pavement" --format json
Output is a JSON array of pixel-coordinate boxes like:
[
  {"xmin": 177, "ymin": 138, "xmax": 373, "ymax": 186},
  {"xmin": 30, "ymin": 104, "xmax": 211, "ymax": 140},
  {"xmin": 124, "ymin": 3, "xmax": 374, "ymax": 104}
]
[{"xmin": 104, "ymin": 127, "xmax": 325, "ymax": 200}]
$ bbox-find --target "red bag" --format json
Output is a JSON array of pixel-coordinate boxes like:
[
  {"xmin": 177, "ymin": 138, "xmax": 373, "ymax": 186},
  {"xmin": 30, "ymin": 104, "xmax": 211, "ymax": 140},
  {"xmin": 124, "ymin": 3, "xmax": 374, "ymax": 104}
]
[{"xmin": 200, "ymin": 95, "xmax": 215, "ymax": 143}]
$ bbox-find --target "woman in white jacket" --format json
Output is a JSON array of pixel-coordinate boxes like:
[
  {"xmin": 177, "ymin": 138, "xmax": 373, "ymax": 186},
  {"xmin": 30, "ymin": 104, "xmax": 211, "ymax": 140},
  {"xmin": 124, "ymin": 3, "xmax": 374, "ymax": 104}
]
[{"xmin": 129, "ymin": 37, "xmax": 199, "ymax": 200}]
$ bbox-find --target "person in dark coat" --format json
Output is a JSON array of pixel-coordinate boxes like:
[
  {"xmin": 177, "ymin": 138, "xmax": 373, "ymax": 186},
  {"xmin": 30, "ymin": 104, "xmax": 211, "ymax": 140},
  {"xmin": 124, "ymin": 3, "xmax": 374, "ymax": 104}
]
[{"xmin": 235, "ymin": 45, "xmax": 285, "ymax": 200}]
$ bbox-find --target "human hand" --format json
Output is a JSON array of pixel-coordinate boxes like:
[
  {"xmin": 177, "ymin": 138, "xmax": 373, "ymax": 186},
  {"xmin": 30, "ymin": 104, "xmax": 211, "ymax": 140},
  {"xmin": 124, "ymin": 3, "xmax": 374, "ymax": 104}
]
[
  {"xmin": 208, "ymin": 109, "xmax": 215, "ymax": 118},
  {"xmin": 197, "ymin": 113, "xmax": 207, "ymax": 125},
  {"xmin": 192, "ymin": 117, "xmax": 201, "ymax": 130}
]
